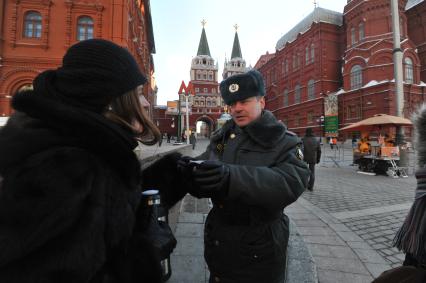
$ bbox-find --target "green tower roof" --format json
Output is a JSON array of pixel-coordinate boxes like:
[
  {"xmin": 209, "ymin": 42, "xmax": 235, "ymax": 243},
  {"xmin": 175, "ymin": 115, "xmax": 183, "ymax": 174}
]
[
  {"xmin": 231, "ymin": 31, "xmax": 242, "ymax": 59},
  {"xmin": 197, "ymin": 27, "xmax": 211, "ymax": 56}
]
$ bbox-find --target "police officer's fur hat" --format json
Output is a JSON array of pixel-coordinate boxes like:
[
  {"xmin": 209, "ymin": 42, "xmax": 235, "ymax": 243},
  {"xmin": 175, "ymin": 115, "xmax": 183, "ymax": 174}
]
[{"xmin": 220, "ymin": 69, "xmax": 265, "ymax": 105}]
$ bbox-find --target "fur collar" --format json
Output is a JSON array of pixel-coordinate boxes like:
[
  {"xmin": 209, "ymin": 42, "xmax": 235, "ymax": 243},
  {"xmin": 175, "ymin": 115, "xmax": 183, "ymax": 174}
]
[
  {"xmin": 414, "ymin": 104, "xmax": 426, "ymax": 167},
  {"xmin": 0, "ymin": 90, "xmax": 140, "ymax": 185},
  {"xmin": 211, "ymin": 110, "xmax": 286, "ymax": 148}
]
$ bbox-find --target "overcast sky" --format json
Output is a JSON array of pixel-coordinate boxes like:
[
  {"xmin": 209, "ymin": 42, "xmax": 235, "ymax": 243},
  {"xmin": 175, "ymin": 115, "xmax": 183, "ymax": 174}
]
[{"xmin": 151, "ymin": 0, "xmax": 347, "ymax": 105}]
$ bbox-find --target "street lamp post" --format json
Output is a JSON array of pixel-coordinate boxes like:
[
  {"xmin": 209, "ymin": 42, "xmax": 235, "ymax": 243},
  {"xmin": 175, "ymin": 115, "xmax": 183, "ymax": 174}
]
[
  {"xmin": 183, "ymin": 91, "xmax": 190, "ymax": 145},
  {"xmin": 317, "ymin": 115, "xmax": 324, "ymax": 144},
  {"xmin": 176, "ymin": 96, "xmax": 182, "ymax": 143}
]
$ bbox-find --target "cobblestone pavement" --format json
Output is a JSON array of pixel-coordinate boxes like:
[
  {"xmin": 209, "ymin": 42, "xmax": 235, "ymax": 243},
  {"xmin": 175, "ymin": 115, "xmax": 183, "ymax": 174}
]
[
  {"xmin": 303, "ymin": 144, "xmax": 417, "ymax": 269},
  {"xmin": 340, "ymin": 210, "xmax": 407, "ymax": 267}
]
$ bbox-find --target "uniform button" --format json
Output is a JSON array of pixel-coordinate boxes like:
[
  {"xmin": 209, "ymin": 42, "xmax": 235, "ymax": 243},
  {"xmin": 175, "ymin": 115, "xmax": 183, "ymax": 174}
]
[
  {"xmin": 253, "ymin": 254, "xmax": 258, "ymax": 259},
  {"xmin": 214, "ymin": 240, "xmax": 220, "ymax": 246},
  {"xmin": 230, "ymin": 133, "xmax": 236, "ymax": 139},
  {"xmin": 214, "ymin": 276, "xmax": 221, "ymax": 282}
]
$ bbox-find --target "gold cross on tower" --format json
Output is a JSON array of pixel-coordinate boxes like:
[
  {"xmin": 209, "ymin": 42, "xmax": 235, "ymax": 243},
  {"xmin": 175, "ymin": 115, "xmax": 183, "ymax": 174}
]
[
  {"xmin": 201, "ymin": 19, "xmax": 207, "ymax": 27},
  {"xmin": 234, "ymin": 24, "xmax": 239, "ymax": 31}
]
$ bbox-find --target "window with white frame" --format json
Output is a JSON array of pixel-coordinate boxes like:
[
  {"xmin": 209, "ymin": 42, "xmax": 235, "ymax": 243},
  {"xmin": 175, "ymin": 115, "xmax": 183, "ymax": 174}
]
[
  {"xmin": 350, "ymin": 65, "xmax": 363, "ymax": 89},
  {"xmin": 77, "ymin": 16, "xmax": 94, "ymax": 41},
  {"xmin": 307, "ymin": 79, "xmax": 315, "ymax": 100},
  {"xmin": 359, "ymin": 22, "xmax": 365, "ymax": 41},
  {"xmin": 305, "ymin": 46, "xmax": 310, "ymax": 64},
  {"xmin": 404, "ymin": 57, "xmax": 414, "ymax": 84},
  {"xmin": 283, "ymin": 89, "xmax": 289, "ymax": 106},
  {"xmin": 23, "ymin": 11, "xmax": 42, "ymax": 38},
  {"xmin": 311, "ymin": 44, "xmax": 315, "ymax": 63},
  {"xmin": 351, "ymin": 27, "xmax": 356, "ymax": 45},
  {"xmin": 294, "ymin": 84, "xmax": 301, "ymax": 104},
  {"xmin": 294, "ymin": 114, "xmax": 300, "ymax": 126},
  {"xmin": 307, "ymin": 112, "xmax": 314, "ymax": 124}
]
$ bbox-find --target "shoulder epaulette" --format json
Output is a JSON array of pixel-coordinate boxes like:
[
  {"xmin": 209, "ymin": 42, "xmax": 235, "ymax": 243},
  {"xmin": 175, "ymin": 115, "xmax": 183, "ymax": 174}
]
[{"xmin": 286, "ymin": 130, "xmax": 297, "ymax": 136}]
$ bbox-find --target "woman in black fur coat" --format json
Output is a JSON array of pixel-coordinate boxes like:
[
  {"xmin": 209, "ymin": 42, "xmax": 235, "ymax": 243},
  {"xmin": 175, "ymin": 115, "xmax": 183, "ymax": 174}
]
[{"xmin": 0, "ymin": 39, "xmax": 186, "ymax": 283}]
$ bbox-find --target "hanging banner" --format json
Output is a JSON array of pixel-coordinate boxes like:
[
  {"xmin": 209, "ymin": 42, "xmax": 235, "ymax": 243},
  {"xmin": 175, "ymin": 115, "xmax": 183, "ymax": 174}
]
[{"xmin": 324, "ymin": 94, "xmax": 339, "ymax": 137}]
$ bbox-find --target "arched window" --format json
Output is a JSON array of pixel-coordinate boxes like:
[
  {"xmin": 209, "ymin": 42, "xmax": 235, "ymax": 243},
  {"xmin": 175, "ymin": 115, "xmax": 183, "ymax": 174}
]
[
  {"xmin": 404, "ymin": 57, "xmax": 414, "ymax": 84},
  {"xmin": 77, "ymin": 16, "xmax": 94, "ymax": 41},
  {"xmin": 307, "ymin": 79, "xmax": 315, "ymax": 100},
  {"xmin": 283, "ymin": 89, "xmax": 289, "ymax": 106},
  {"xmin": 350, "ymin": 65, "xmax": 363, "ymax": 89},
  {"xmin": 294, "ymin": 84, "xmax": 301, "ymax": 104},
  {"xmin": 310, "ymin": 44, "xmax": 315, "ymax": 63},
  {"xmin": 23, "ymin": 11, "xmax": 42, "ymax": 38},
  {"xmin": 359, "ymin": 22, "xmax": 365, "ymax": 41},
  {"xmin": 292, "ymin": 55, "xmax": 296, "ymax": 69},
  {"xmin": 305, "ymin": 46, "xmax": 310, "ymax": 64},
  {"xmin": 285, "ymin": 59, "xmax": 289, "ymax": 73},
  {"xmin": 18, "ymin": 84, "xmax": 34, "ymax": 92},
  {"xmin": 351, "ymin": 27, "xmax": 356, "ymax": 45}
]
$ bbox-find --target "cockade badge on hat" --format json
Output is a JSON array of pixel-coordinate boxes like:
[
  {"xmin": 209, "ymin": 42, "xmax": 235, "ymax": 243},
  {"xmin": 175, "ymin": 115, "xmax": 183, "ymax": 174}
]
[{"xmin": 229, "ymin": 83, "xmax": 239, "ymax": 93}]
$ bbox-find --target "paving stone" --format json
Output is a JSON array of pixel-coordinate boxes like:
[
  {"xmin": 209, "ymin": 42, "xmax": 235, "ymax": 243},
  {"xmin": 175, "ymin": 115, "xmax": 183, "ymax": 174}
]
[
  {"xmin": 363, "ymin": 263, "xmax": 392, "ymax": 279},
  {"xmin": 317, "ymin": 269, "xmax": 374, "ymax": 283},
  {"xmin": 303, "ymin": 235, "xmax": 346, "ymax": 246},
  {"xmin": 308, "ymin": 244, "xmax": 358, "ymax": 259},
  {"xmin": 353, "ymin": 248, "xmax": 387, "ymax": 264},
  {"xmin": 296, "ymin": 226, "xmax": 336, "ymax": 236},
  {"xmin": 178, "ymin": 212, "xmax": 205, "ymax": 224},
  {"xmin": 168, "ymin": 255, "xmax": 207, "ymax": 283},
  {"xmin": 174, "ymin": 223, "xmax": 204, "ymax": 237},
  {"xmin": 314, "ymin": 256, "xmax": 370, "ymax": 275},
  {"xmin": 172, "ymin": 237, "xmax": 204, "ymax": 256}
]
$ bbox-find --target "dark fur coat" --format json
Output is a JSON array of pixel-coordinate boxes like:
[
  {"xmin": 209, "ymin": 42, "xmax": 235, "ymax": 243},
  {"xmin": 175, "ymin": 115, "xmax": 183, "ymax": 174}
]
[{"xmin": 0, "ymin": 91, "xmax": 186, "ymax": 283}]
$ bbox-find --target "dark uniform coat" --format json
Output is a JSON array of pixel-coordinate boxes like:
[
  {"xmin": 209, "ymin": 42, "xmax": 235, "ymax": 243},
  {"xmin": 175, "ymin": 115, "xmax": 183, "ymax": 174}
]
[
  {"xmin": 0, "ymin": 91, "xmax": 185, "ymax": 283},
  {"xmin": 301, "ymin": 135, "xmax": 321, "ymax": 165},
  {"xmin": 198, "ymin": 110, "xmax": 310, "ymax": 283}
]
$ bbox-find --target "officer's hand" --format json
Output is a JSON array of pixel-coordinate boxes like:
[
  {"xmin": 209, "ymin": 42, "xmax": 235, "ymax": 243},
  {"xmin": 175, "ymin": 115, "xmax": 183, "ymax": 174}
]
[{"xmin": 192, "ymin": 160, "xmax": 230, "ymax": 198}]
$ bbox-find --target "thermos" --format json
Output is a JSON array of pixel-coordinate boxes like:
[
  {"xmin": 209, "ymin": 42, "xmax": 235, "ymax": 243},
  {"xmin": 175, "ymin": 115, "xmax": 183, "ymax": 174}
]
[{"xmin": 141, "ymin": 189, "xmax": 172, "ymax": 282}]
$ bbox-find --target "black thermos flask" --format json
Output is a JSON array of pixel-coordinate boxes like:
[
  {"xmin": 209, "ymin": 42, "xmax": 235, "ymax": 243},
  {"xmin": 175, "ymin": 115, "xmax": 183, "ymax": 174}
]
[{"xmin": 141, "ymin": 189, "xmax": 172, "ymax": 282}]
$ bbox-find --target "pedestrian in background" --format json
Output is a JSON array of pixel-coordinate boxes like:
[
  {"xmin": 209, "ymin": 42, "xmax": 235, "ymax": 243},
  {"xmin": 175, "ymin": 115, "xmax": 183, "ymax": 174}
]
[
  {"xmin": 189, "ymin": 131, "xmax": 197, "ymax": 150},
  {"xmin": 302, "ymin": 128, "xmax": 322, "ymax": 191},
  {"xmin": 180, "ymin": 70, "xmax": 310, "ymax": 283},
  {"xmin": 0, "ymin": 39, "xmax": 187, "ymax": 283}
]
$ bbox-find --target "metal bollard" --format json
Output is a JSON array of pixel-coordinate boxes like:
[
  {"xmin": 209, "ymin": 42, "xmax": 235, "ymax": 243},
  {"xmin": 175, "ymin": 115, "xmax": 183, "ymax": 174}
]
[{"xmin": 141, "ymin": 190, "xmax": 172, "ymax": 282}]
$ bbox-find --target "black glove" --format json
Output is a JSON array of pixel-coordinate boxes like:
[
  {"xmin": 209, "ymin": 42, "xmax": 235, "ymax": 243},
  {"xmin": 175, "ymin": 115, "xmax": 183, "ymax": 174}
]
[
  {"xmin": 177, "ymin": 156, "xmax": 197, "ymax": 177},
  {"xmin": 192, "ymin": 160, "xmax": 230, "ymax": 199}
]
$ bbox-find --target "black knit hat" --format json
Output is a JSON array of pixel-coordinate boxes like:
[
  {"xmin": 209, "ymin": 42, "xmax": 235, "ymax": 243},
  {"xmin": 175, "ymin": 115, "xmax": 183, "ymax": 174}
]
[
  {"xmin": 33, "ymin": 39, "xmax": 147, "ymax": 113},
  {"xmin": 220, "ymin": 69, "xmax": 265, "ymax": 105}
]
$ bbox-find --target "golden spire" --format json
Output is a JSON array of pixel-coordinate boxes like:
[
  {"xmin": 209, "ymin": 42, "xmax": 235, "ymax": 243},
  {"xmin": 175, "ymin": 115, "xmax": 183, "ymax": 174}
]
[
  {"xmin": 234, "ymin": 24, "xmax": 239, "ymax": 31},
  {"xmin": 201, "ymin": 19, "xmax": 207, "ymax": 27}
]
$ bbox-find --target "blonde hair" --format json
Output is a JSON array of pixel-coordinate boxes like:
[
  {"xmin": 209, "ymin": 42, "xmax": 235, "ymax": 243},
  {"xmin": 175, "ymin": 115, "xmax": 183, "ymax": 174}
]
[{"xmin": 105, "ymin": 88, "xmax": 161, "ymax": 145}]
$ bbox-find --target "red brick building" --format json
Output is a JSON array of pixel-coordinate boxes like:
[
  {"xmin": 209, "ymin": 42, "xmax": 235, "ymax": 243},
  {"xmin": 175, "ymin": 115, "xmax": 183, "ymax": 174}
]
[
  {"xmin": 0, "ymin": 0, "xmax": 156, "ymax": 117},
  {"xmin": 256, "ymin": 0, "xmax": 426, "ymax": 140}
]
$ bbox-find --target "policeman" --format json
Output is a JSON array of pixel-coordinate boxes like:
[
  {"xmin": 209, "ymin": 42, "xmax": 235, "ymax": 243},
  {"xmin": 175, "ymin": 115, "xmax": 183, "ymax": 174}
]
[{"xmin": 183, "ymin": 70, "xmax": 310, "ymax": 283}]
